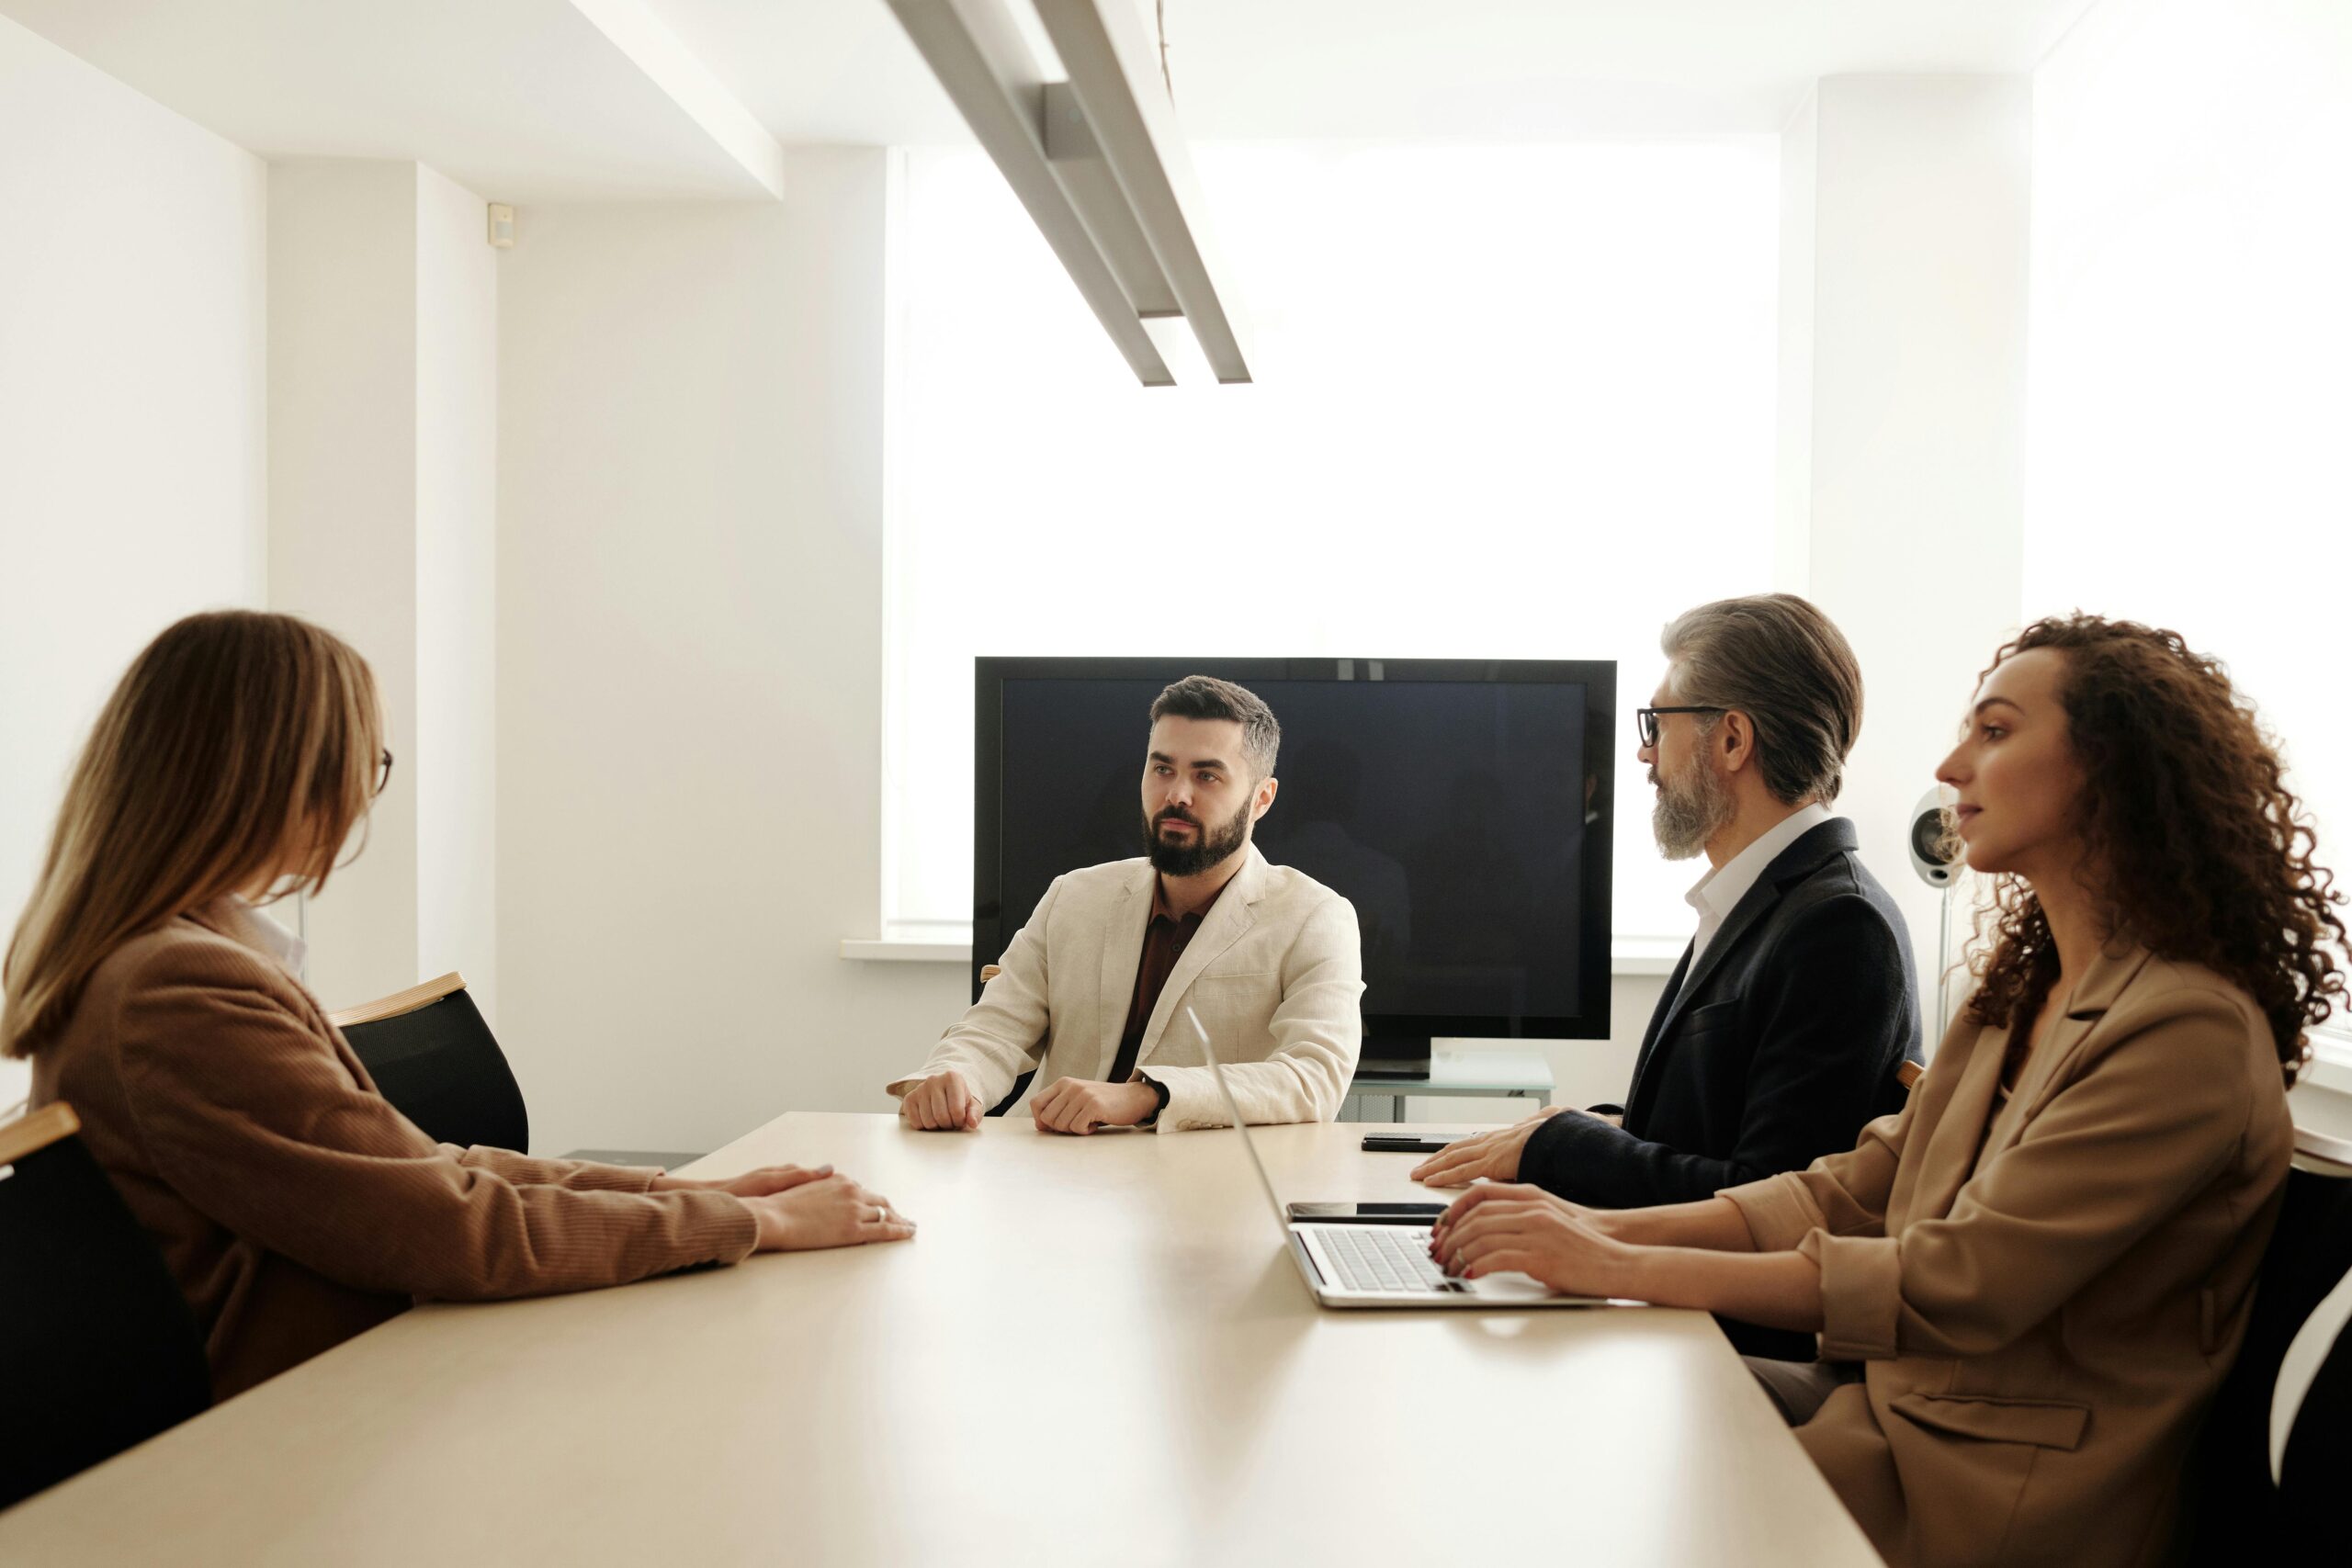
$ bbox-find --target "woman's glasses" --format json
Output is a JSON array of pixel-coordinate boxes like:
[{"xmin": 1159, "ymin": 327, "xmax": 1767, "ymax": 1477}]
[{"xmin": 374, "ymin": 749, "xmax": 395, "ymax": 797}]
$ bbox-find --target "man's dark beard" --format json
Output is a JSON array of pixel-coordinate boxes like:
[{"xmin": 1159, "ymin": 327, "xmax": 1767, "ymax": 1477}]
[{"xmin": 1142, "ymin": 800, "xmax": 1252, "ymax": 876}]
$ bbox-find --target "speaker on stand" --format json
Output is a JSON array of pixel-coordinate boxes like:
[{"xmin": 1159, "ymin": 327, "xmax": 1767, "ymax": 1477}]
[{"xmin": 1908, "ymin": 786, "xmax": 1965, "ymax": 1038}]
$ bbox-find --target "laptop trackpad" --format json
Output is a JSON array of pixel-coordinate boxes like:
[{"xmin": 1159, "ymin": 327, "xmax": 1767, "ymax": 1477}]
[{"xmin": 1462, "ymin": 1271, "xmax": 1560, "ymax": 1303}]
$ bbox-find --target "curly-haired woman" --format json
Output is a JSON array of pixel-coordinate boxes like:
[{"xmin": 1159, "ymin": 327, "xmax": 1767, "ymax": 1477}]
[{"xmin": 1430, "ymin": 615, "xmax": 2344, "ymax": 1567}]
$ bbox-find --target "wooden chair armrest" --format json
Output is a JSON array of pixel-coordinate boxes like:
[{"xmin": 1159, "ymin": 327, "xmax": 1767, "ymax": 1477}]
[
  {"xmin": 0, "ymin": 1102, "xmax": 81, "ymax": 1167},
  {"xmin": 1896, "ymin": 1060, "xmax": 1923, "ymax": 1092},
  {"xmin": 329, "ymin": 972, "xmax": 469, "ymax": 1029}
]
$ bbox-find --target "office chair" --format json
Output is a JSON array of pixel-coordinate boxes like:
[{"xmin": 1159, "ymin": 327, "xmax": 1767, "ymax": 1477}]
[
  {"xmin": 332, "ymin": 976, "xmax": 701, "ymax": 1168},
  {"xmin": 332, "ymin": 973, "xmax": 530, "ymax": 1155},
  {"xmin": 972, "ymin": 964, "xmax": 1038, "ymax": 1117},
  {"xmin": 0, "ymin": 1103, "xmax": 212, "ymax": 1509},
  {"xmin": 2181, "ymin": 1128, "xmax": 2352, "ymax": 1558}
]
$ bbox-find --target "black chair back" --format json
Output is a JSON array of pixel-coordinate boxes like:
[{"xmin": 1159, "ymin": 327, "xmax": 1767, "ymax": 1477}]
[
  {"xmin": 968, "ymin": 965, "xmax": 1035, "ymax": 1118},
  {"xmin": 987, "ymin": 1070, "xmax": 1035, "ymax": 1119},
  {"xmin": 2184, "ymin": 1139, "xmax": 2352, "ymax": 1558},
  {"xmin": 0, "ymin": 1104, "xmax": 211, "ymax": 1509},
  {"xmin": 335, "ymin": 976, "xmax": 529, "ymax": 1154}
]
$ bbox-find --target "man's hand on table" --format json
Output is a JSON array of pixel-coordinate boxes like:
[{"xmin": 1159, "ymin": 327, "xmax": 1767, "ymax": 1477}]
[
  {"xmin": 1410, "ymin": 1104, "xmax": 1618, "ymax": 1189},
  {"xmin": 899, "ymin": 1069, "xmax": 984, "ymax": 1131},
  {"xmin": 1030, "ymin": 1077, "xmax": 1159, "ymax": 1134}
]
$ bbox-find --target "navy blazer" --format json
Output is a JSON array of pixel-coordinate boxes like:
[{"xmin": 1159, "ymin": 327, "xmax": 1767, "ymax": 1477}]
[{"xmin": 1521, "ymin": 817, "xmax": 1922, "ymax": 1353}]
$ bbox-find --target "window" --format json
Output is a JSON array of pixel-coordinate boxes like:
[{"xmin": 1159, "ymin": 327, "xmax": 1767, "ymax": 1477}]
[
  {"xmin": 884, "ymin": 140, "xmax": 1781, "ymax": 945},
  {"xmin": 2028, "ymin": 2, "xmax": 2352, "ymax": 1043}
]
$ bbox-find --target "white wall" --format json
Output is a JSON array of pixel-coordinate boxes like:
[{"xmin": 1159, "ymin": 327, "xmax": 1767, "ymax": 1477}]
[
  {"xmin": 1783, "ymin": 76, "xmax": 2034, "ymax": 1022},
  {"xmin": 268, "ymin": 158, "xmax": 500, "ymax": 1016},
  {"xmin": 268, "ymin": 160, "xmax": 423, "ymax": 1010},
  {"xmin": 496, "ymin": 151, "xmax": 963, "ymax": 1157},
  {"xmin": 1773, "ymin": 90, "xmax": 1818, "ymax": 593},
  {"xmin": 2027, "ymin": 0, "xmax": 2352, "ymax": 1127},
  {"xmin": 0, "ymin": 17, "xmax": 267, "ymax": 1106},
  {"xmin": 413, "ymin": 164, "xmax": 500, "ymax": 1018}
]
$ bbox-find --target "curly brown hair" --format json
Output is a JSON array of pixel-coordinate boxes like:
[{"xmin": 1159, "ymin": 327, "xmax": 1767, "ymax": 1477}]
[{"xmin": 1962, "ymin": 614, "xmax": 2347, "ymax": 1078}]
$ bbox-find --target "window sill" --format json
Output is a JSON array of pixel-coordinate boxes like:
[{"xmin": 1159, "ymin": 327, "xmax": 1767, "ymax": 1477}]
[
  {"xmin": 2306, "ymin": 1030, "xmax": 2352, "ymax": 1089},
  {"xmin": 841, "ymin": 930, "xmax": 1689, "ymax": 977}
]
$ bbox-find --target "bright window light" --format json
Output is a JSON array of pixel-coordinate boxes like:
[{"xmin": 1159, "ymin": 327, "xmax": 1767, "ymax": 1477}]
[
  {"xmin": 884, "ymin": 140, "xmax": 1781, "ymax": 943},
  {"xmin": 2028, "ymin": 0, "xmax": 2352, "ymax": 1036}
]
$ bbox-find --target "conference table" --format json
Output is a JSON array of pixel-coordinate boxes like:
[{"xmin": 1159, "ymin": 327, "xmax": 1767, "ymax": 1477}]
[{"xmin": 0, "ymin": 1113, "xmax": 1881, "ymax": 1566}]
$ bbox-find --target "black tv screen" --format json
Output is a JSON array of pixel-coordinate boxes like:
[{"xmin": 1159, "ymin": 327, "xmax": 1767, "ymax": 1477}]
[{"xmin": 973, "ymin": 658, "xmax": 1614, "ymax": 1055}]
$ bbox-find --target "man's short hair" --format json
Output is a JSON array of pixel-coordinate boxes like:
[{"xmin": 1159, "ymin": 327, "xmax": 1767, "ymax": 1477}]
[
  {"xmin": 1661, "ymin": 594, "xmax": 1862, "ymax": 806},
  {"xmin": 1148, "ymin": 675, "xmax": 1281, "ymax": 779}
]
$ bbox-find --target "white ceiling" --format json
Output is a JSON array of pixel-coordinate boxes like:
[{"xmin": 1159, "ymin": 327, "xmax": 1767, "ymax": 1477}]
[
  {"xmin": 5, "ymin": 0, "xmax": 2101, "ymax": 199},
  {"xmin": 651, "ymin": 0, "xmax": 2102, "ymax": 143},
  {"xmin": 0, "ymin": 0, "xmax": 779, "ymax": 201}
]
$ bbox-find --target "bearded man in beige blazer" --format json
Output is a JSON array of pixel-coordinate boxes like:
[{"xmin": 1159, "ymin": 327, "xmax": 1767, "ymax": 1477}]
[{"xmin": 890, "ymin": 676, "xmax": 1363, "ymax": 1134}]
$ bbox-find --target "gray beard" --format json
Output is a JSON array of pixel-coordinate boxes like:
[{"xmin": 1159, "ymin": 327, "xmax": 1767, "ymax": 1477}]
[{"xmin": 1652, "ymin": 758, "xmax": 1735, "ymax": 862}]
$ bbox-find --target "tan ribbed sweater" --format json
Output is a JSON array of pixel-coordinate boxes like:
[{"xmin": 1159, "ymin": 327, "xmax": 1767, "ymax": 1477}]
[{"xmin": 28, "ymin": 903, "xmax": 757, "ymax": 1400}]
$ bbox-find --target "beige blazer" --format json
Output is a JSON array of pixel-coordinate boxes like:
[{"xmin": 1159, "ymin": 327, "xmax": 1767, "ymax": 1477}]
[
  {"xmin": 30, "ymin": 902, "xmax": 758, "ymax": 1400},
  {"xmin": 888, "ymin": 845, "xmax": 1363, "ymax": 1129},
  {"xmin": 1720, "ymin": 944, "xmax": 2292, "ymax": 1568}
]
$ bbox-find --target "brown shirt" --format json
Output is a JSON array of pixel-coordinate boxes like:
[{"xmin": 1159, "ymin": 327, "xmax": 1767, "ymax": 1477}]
[
  {"xmin": 1107, "ymin": 875, "xmax": 1228, "ymax": 1086},
  {"xmin": 28, "ymin": 902, "xmax": 758, "ymax": 1401}
]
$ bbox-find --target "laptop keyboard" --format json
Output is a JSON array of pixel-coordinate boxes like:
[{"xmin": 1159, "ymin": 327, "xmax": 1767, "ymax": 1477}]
[{"xmin": 1313, "ymin": 1225, "xmax": 1459, "ymax": 1294}]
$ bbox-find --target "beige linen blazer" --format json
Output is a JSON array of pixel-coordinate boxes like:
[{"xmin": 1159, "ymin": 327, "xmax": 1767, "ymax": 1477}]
[
  {"xmin": 1719, "ymin": 944, "xmax": 2292, "ymax": 1568},
  {"xmin": 888, "ymin": 845, "xmax": 1363, "ymax": 1130}
]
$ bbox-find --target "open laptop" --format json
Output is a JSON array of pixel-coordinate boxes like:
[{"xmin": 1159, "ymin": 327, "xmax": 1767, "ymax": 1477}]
[{"xmin": 1190, "ymin": 1007, "xmax": 1628, "ymax": 1311}]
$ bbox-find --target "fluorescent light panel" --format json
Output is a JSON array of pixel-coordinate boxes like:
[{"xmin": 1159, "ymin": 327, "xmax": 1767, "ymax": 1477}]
[
  {"xmin": 1041, "ymin": 81, "xmax": 1179, "ymax": 319},
  {"xmin": 886, "ymin": 0, "xmax": 1250, "ymax": 387},
  {"xmin": 883, "ymin": 0, "xmax": 1173, "ymax": 386},
  {"xmin": 1033, "ymin": 0, "xmax": 1251, "ymax": 383}
]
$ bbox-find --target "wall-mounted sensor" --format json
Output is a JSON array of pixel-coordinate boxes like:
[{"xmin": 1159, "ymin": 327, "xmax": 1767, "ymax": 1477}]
[
  {"xmin": 1908, "ymin": 786, "xmax": 1962, "ymax": 887},
  {"xmin": 488, "ymin": 204, "xmax": 515, "ymax": 250}
]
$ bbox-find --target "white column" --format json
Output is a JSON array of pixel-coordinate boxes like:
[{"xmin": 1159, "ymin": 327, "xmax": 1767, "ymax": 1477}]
[
  {"xmin": 414, "ymin": 165, "xmax": 502, "ymax": 1021},
  {"xmin": 1779, "ymin": 77, "xmax": 2032, "ymax": 1009},
  {"xmin": 268, "ymin": 160, "xmax": 498, "ymax": 1016}
]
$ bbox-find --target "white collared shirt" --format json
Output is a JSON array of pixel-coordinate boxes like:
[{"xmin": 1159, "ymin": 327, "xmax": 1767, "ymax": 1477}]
[
  {"xmin": 1679, "ymin": 802, "xmax": 1835, "ymax": 991},
  {"xmin": 222, "ymin": 895, "xmax": 309, "ymax": 980}
]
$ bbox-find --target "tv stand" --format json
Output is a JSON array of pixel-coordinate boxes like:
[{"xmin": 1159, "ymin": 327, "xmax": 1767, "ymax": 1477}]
[{"xmin": 1340, "ymin": 1046, "xmax": 1556, "ymax": 1123}]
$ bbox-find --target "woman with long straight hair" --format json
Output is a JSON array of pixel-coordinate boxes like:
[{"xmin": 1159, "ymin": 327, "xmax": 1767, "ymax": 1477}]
[
  {"xmin": 1429, "ymin": 615, "xmax": 2342, "ymax": 1567},
  {"xmin": 3, "ymin": 611, "xmax": 911, "ymax": 1400}
]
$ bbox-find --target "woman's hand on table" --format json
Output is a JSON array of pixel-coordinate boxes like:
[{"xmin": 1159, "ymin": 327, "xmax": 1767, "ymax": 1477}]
[
  {"xmin": 1428, "ymin": 1181, "xmax": 1632, "ymax": 1295},
  {"xmin": 653, "ymin": 1163, "xmax": 832, "ymax": 1198},
  {"xmin": 745, "ymin": 1174, "xmax": 916, "ymax": 1252}
]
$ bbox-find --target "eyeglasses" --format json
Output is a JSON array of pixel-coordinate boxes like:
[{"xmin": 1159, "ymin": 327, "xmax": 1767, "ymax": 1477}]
[
  {"xmin": 1636, "ymin": 706, "xmax": 1725, "ymax": 748},
  {"xmin": 374, "ymin": 749, "xmax": 395, "ymax": 797}
]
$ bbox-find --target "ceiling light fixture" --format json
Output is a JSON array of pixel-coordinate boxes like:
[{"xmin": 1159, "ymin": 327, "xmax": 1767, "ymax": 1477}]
[{"xmin": 883, "ymin": 0, "xmax": 1252, "ymax": 387}]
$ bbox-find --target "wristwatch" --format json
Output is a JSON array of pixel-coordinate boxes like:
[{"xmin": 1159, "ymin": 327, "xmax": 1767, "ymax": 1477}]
[{"xmin": 1139, "ymin": 1072, "xmax": 1170, "ymax": 1122}]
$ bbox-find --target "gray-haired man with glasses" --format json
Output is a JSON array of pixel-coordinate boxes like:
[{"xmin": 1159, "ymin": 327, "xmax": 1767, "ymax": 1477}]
[{"xmin": 1412, "ymin": 593, "xmax": 1922, "ymax": 1359}]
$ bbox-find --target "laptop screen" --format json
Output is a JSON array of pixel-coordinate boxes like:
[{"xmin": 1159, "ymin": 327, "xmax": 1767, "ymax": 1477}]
[{"xmin": 1187, "ymin": 1007, "xmax": 1292, "ymax": 1241}]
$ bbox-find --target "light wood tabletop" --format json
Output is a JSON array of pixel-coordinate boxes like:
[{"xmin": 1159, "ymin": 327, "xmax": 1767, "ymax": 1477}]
[{"xmin": 0, "ymin": 1113, "xmax": 1880, "ymax": 1567}]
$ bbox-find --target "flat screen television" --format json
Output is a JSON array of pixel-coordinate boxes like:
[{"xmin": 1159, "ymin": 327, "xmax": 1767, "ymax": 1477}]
[{"xmin": 973, "ymin": 657, "xmax": 1615, "ymax": 1076}]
